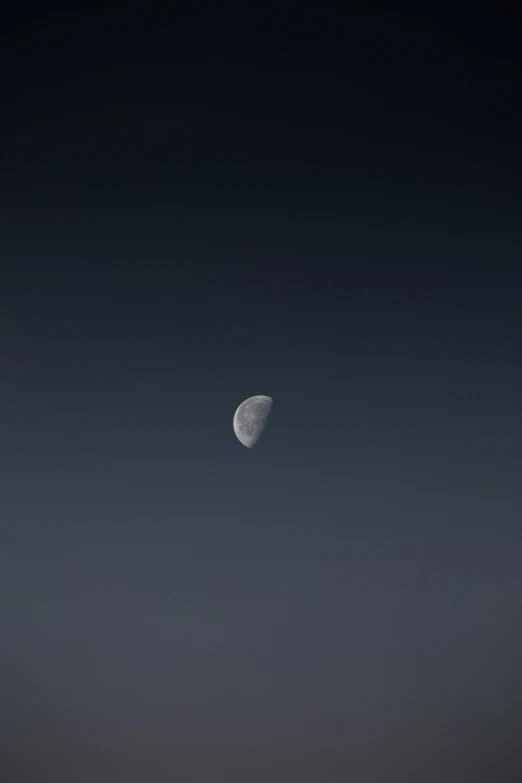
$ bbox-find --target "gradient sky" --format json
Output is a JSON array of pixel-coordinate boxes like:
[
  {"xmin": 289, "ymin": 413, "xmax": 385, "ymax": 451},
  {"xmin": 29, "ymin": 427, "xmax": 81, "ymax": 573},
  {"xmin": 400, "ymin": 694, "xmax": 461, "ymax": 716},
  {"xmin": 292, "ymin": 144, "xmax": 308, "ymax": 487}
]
[{"xmin": 1, "ymin": 5, "xmax": 522, "ymax": 781}]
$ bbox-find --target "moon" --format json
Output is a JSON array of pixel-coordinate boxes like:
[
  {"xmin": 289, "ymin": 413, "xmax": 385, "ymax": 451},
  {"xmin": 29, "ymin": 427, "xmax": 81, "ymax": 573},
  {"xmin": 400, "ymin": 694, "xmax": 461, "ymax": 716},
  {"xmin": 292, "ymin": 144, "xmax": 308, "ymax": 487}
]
[{"xmin": 233, "ymin": 395, "xmax": 273, "ymax": 448}]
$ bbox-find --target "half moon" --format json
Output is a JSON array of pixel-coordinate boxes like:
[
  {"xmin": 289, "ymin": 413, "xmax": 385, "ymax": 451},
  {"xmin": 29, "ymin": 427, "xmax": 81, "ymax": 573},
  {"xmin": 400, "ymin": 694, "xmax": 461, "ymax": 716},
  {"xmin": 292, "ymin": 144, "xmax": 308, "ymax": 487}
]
[{"xmin": 233, "ymin": 395, "xmax": 273, "ymax": 448}]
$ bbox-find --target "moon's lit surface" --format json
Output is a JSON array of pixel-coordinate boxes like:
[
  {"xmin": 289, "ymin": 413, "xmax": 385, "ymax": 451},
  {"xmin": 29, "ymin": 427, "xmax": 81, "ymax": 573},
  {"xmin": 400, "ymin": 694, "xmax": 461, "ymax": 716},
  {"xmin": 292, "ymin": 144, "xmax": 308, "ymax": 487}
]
[{"xmin": 233, "ymin": 395, "xmax": 273, "ymax": 448}]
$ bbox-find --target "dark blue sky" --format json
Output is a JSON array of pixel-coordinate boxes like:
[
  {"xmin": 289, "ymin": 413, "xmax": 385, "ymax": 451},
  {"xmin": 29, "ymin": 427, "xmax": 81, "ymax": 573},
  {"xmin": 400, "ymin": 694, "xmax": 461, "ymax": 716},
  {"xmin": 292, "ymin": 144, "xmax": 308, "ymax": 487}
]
[{"xmin": 1, "ymin": 5, "xmax": 521, "ymax": 780}]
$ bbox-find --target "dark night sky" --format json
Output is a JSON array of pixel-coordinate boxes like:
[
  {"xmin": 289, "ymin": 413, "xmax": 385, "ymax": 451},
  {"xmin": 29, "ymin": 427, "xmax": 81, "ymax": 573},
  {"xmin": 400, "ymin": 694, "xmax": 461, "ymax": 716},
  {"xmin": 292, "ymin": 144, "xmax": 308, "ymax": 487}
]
[{"xmin": 1, "ymin": 4, "xmax": 522, "ymax": 781}]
